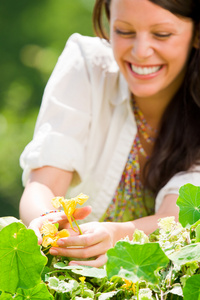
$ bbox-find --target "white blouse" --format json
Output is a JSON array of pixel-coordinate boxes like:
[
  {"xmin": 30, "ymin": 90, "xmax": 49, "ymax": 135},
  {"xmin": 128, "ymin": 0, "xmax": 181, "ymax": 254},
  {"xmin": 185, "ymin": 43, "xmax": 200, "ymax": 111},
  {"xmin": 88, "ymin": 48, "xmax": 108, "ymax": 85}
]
[{"xmin": 20, "ymin": 33, "xmax": 200, "ymax": 222}]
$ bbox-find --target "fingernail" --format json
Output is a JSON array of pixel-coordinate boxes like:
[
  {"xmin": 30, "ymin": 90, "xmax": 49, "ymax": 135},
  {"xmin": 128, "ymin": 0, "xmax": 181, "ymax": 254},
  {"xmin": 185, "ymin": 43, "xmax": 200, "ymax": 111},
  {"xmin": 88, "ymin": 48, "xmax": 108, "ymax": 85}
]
[{"xmin": 50, "ymin": 248, "xmax": 58, "ymax": 255}]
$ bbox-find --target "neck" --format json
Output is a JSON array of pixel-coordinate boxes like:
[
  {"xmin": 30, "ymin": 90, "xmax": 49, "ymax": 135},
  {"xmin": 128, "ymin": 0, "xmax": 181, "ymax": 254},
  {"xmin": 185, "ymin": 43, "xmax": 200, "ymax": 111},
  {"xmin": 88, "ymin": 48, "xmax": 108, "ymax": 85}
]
[{"xmin": 134, "ymin": 96, "xmax": 168, "ymax": 130}]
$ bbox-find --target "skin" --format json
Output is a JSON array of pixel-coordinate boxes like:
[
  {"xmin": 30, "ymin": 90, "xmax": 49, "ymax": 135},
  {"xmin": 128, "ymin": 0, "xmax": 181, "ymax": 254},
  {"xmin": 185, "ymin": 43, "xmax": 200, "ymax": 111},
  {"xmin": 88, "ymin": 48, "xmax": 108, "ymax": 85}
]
[{"xmin": 21, "ymin": 0, "xmax": 196, "ymax": 267}]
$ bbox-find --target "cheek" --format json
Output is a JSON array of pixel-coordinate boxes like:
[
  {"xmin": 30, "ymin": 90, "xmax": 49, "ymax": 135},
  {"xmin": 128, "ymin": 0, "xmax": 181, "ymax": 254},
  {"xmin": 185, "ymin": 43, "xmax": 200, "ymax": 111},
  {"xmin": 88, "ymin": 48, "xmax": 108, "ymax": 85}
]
[
  {"xmin": 111, "ymin": 37, "xmax": 130, "ymax": 63},
  {"xmin": 167, "ymin": 34, "xmax": 193, "ymax": 62},
  {"xmin": 168, "ymin": 46, "xmax": 192, "ymax": 73},
  {"xmin": 158, "ymin": 37, "xmax": 192, "ymax": 72}
]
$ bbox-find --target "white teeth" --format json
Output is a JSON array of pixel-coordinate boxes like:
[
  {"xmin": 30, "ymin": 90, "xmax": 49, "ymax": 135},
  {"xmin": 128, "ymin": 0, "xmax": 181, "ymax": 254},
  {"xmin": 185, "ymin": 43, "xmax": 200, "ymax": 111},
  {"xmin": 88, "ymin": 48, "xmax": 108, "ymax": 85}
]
[{"xmin": 131, "ymin": 64, "xmax": 161, "ymax": 75}]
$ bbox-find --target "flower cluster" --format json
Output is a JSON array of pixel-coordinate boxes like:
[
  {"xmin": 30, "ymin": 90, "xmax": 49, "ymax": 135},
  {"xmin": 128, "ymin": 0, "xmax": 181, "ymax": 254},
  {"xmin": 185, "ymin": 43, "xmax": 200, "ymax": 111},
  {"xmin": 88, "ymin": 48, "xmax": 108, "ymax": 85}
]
[
  {"xmin": 41, "ymin": 221, "xmax": 69, "ymax": 247},
  {"xmin": 40, "ymin": 193, "xmax": 88, "ymax": 248}
]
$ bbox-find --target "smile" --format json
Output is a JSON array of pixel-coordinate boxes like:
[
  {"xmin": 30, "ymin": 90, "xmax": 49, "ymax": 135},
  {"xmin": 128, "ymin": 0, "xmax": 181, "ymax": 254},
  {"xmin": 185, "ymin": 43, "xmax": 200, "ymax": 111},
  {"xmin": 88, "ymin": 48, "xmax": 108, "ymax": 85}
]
[{"xmin": 130, "ymin": 64, "xmax": 162, "ymax": 75}]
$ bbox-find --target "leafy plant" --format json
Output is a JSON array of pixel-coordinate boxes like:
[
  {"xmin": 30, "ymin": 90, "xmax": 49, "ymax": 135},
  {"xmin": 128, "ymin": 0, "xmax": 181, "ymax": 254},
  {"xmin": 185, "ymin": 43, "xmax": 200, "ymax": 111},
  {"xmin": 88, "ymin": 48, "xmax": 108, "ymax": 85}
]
[{"xmin": 0, "ymin": 183, "xmax": 200, "ymax": 299}]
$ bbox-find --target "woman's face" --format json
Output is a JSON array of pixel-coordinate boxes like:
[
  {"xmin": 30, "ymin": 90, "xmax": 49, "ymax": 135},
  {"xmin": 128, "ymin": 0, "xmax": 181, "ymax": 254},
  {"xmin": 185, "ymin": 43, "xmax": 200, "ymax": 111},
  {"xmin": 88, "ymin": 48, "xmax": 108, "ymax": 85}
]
[{"xmin": 110, "ymin": 0, "xmax": 195, "ymax": 101}]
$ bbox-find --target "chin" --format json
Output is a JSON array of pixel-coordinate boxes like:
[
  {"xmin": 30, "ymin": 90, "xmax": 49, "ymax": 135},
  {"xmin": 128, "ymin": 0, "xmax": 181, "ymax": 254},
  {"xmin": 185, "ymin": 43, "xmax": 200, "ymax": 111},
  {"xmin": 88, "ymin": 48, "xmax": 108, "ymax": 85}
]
[{"xmin": 130, "ymin": 87, "xmax": 159, "ymax": 99}]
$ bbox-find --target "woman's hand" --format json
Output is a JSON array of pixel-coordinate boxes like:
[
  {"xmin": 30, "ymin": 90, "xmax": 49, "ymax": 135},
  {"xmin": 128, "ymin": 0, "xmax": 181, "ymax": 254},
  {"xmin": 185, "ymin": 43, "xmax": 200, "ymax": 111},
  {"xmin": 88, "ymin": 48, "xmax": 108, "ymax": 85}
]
[
  {"xmin": 28, "ymin": 206, "xmax": 92, "ymax": 244},
  {"xmin": 49, "ymin": 221, "xmax": 126, "ymax": 268}
]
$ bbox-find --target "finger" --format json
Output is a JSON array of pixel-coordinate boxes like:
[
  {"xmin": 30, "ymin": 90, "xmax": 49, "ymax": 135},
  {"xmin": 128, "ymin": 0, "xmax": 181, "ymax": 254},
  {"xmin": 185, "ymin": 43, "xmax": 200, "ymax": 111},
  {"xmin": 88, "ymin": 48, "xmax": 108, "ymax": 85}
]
[
  {"xmin": 73, "ymin": 206, "xmax": 92, "ymax": 220},
  {"xmin": 55, "ymin": 206, "xmax": 92, "ymax": 229},
  {"xmin": 50, "ymin": 238, "xmax": 112, "ymax": 259},
  {"xmin": 57, "ymin": 225, "xmax": 110, "ymax": 247},
  {"xmin": 69, "ymin": 254, "xmax": 107, "ymax": 268}
]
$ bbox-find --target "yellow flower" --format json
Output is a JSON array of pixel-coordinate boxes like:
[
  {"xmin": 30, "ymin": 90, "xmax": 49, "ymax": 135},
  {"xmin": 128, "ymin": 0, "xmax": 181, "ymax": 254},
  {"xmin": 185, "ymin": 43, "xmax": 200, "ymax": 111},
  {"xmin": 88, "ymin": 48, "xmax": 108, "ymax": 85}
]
[
  {"xmin": 121, "ymin": 279, "xmax": 136, "ymax": 294},
  {"xmin": 79, "ymin": 276, "xmax": 86, "ymax": 283},
  {"xmin": 51, "ymin": 193, "xmax": 89, "ymax": 232},
  {"xmin": 41, "ymin": 220, "xmax": 70, "ymax": 247}
]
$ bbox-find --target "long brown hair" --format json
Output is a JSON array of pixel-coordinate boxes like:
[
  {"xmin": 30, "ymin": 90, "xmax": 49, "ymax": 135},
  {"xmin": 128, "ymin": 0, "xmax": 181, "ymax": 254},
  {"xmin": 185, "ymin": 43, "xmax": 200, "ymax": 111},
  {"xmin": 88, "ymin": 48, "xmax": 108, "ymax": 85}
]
[{"xmin": 93, "ymin": 0, "xmax": 200, "ymax": 195}]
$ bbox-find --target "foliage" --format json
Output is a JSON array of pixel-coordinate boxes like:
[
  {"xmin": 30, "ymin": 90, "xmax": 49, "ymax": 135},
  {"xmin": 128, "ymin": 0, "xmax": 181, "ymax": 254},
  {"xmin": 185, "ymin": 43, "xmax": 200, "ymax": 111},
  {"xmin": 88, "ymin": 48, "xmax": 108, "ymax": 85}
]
[
  {"xmin": 106, "ymin": 242, "xmax": 169, "ymax": 284},
  {"xmin": 176, "ymin": 184, "xmax": 200, "ymax": 227},
  {"xmin": 0, "ymin": 183, "xmax": 200, "ymax": 299},
  {"xmin": 0, "ymin": 0, "xmax": 94, "ymax": 218}
]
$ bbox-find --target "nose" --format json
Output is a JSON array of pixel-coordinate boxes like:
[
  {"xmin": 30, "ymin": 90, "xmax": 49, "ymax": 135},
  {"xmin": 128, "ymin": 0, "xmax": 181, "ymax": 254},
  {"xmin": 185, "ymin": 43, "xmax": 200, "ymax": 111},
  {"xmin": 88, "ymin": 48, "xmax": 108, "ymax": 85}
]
[{"xmin": 131, "ymin": 35, "xmax": 154, "ymax": 60}]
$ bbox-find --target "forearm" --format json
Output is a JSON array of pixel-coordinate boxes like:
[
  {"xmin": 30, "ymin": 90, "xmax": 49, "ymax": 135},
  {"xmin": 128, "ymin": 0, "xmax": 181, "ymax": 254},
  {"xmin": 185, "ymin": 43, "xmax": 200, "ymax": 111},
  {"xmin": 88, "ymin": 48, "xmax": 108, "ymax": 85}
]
[
  {"xmin": 19, "ymin": 166, "xmax": 73, "ymax": 226},
  {"xmin": 102, "ymin": 215, "xmax": 160, "ymax": 246},
  {"xmin": 110, "ymin": 194, "xmax": 179, "ymax": 244},
  {"xmin": 105, "ymin": 213, "xmax": 177, "ymax": 247},
  {"xmin": 19, "ymin": 182, "xmax": 56, "ymax": 226}
]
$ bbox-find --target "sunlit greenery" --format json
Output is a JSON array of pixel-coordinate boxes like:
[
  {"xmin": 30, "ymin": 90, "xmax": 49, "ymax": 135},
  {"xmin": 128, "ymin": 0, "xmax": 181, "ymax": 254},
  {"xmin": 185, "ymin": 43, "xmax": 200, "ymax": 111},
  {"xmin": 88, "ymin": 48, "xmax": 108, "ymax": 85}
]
[{"xmin": 0, "ymin": 0, "xmax": 94, "ymax": 218}]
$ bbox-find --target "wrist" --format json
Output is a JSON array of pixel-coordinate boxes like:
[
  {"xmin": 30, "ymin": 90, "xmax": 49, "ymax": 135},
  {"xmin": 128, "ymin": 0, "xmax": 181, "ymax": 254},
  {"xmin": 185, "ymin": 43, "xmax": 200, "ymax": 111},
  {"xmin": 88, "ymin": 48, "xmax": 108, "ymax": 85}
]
[
  {"xmin": 40, "ymin": 210, "xmax": 61, "ymax": 217},
  {"xmin": 105, "ymin": 221, "xmax": 136, "ymax": 245}
]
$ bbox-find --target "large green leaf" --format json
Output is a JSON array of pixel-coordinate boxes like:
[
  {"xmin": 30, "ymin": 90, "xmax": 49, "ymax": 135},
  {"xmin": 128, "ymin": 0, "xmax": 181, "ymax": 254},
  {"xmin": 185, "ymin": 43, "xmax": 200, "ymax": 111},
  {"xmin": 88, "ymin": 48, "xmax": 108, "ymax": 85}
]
[
  {"xmin": 168, "ymin": 243, "xmax": 200, "ymax": 266},
  {"xmin": 106, "ymin": 241, "xmax": 169, "ymax": 284},
  {"xmin": 176, "ymin": 184, "xmax": 200, "ymax": 227},
  {"xmin": 0, "ymin": 217, "xmax": 22, "ymax": 231},
  {"xmin": 183, "ymin": 274, "xmax": 200, "ymax": 300},
  {"xmin": 15, "ymin": 283, "xmax": 53, "ymax": 300},
  {"xmin": 0, "ymin": 222, "xmax": 47, "ymax": 294}
]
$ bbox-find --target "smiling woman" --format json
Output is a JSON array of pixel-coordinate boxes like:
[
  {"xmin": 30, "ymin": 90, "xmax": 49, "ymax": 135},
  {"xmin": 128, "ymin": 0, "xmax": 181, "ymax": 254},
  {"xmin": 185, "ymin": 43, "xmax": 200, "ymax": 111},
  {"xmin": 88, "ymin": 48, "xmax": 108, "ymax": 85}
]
[{"xmin": 19, "ymin": 0, "xmax": 200, "ymax": 268}]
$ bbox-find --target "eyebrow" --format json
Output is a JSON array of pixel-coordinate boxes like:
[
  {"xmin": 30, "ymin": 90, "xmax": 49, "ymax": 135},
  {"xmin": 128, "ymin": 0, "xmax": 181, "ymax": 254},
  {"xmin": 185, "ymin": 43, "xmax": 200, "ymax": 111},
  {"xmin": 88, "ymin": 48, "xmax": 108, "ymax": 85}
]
[
  {"xmin": 113, "ymin": 20, "xmax": 175, "ymax": 27},
  {"xmin": 151, "ymin": 22, "xmax": 175, "ymax": 27}
]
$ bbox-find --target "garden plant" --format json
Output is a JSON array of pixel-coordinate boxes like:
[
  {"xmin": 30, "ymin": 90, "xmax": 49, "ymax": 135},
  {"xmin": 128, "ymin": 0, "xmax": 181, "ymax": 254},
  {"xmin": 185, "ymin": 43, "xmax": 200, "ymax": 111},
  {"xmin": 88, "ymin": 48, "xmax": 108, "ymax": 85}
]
[{"xmin": 0, "ymin": 183, "xmax": 200, "ymax": 299}]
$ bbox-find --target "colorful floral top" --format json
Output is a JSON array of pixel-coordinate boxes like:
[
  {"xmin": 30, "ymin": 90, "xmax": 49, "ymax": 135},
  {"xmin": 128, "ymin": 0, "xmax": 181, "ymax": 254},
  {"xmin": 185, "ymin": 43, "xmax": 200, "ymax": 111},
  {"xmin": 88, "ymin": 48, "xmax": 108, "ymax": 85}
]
[
  {"xmin": 102, "ymin": 137, "xmax": 155, "ymax": 222},
  {"xmin": 102, "ymin": 99, "xmax": 156, "ymax": 222}
]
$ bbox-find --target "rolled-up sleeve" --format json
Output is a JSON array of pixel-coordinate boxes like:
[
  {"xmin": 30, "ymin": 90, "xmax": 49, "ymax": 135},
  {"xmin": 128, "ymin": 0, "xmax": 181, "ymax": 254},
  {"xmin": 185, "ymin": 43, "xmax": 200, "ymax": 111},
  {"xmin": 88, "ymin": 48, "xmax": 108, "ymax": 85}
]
[
  {"xmin": 20, "ymin": 34, "xmax": 92, "ymax": 186},
  {"xmin": 155, "ymin": 166, "xmax": 200, "ymax": 212}
]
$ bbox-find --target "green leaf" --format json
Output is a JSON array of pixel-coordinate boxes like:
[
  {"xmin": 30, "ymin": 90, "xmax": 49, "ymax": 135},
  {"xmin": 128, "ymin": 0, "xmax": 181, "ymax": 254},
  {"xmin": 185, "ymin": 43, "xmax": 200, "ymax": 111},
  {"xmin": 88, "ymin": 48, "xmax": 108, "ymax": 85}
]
[
  {"xmin": 139, "ymin": 288, "xmax": 154, "ymax": 300},
  {"xmin": 0, "ymin": 222, "xmax": 47, "ymax": 293},
  {"xmin": 183, "ymin": 274, "xmax": 200, "ymax": 300},
  {"xmin": 48, "ymin": 277, "xmax": 79, "ymax": 294},
  {"xmin": 132, "ymin": 229, "xmax": 149, "ymax": 244},
  {"xmin": 0, "ymin": 217, "xmax": 22, "ymax": 231},
  {"xmin": 164, "ymin": 284, "xmax": 183, "ymax": 297},
  {"xmin": 168, "ymin": 243, "xmax": 200, "ymax": 266},
  {"xmin": 98, "ymin": 291, "xmax": 118, "ymax": 300},
  {"xmin": 195, "ymin": 224, "xmax": 200, "ymax": 242},
  {"xmin": 106, "ymin": 241, "xmax": 169, "ymax": 284},
  {"xmin": 83, "ymin": 289, "xmax": 94, "ymax": 298},
  {"xmin": 15, "ymin": 283, "xmax": 53, "ymax": 300},
  {"xmin": 0, "ymin": 292, "xmax": 13, "ymax": 299},
  {"xmin": 177, "ymin": 184, "xmax": 200, "ymax": 227},
  {"xmin": 54, "ymin": 263, "xmax": 107, "ymax": 278}
]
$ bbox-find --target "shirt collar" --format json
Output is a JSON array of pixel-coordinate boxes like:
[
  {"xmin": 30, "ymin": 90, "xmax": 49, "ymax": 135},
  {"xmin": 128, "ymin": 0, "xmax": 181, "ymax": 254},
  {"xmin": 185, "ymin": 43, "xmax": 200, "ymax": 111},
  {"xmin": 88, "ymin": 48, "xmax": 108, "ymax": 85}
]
[{"xmin": 109, "ymin": 72, "xmax": 131, "ymax": 106}]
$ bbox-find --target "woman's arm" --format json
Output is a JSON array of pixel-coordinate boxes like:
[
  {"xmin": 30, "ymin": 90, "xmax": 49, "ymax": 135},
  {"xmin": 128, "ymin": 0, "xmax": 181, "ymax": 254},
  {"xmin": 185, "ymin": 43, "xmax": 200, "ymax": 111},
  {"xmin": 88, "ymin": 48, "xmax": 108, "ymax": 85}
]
[
  {"xmin": 130, "ymin": 193, "xmax": 179, "ymax": 236},
  {"xmin": 19, "ymin": 166, "xmax": 73, "ymax": 226}
]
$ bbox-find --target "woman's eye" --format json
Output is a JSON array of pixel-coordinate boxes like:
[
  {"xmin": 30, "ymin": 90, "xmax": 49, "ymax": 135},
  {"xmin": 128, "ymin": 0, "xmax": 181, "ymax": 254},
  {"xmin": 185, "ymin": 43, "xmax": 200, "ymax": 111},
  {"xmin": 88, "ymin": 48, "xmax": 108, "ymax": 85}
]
[
  {"xmin": 115, "ymin": 29, "xmax": 135, "ymax": 36},
  {"xmin": 154, "ymin": 33, "xmax": 172, "ymax": 38}
]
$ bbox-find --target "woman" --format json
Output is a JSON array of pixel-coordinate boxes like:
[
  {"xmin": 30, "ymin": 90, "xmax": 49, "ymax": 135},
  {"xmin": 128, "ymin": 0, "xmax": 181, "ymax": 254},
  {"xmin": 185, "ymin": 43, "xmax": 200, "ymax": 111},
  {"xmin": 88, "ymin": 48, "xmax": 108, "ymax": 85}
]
[{"xmin": 20, "ymin": 0, "xmax": 200, "ymax": 267}]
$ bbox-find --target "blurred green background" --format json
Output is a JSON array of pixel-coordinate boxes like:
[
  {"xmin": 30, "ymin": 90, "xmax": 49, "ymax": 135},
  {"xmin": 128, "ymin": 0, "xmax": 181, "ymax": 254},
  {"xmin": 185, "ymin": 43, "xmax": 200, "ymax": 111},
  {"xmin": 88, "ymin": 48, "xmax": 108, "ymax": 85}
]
[{"xmin": 0, "ymin": 0, "xmax": 94, "ymax": 218}]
